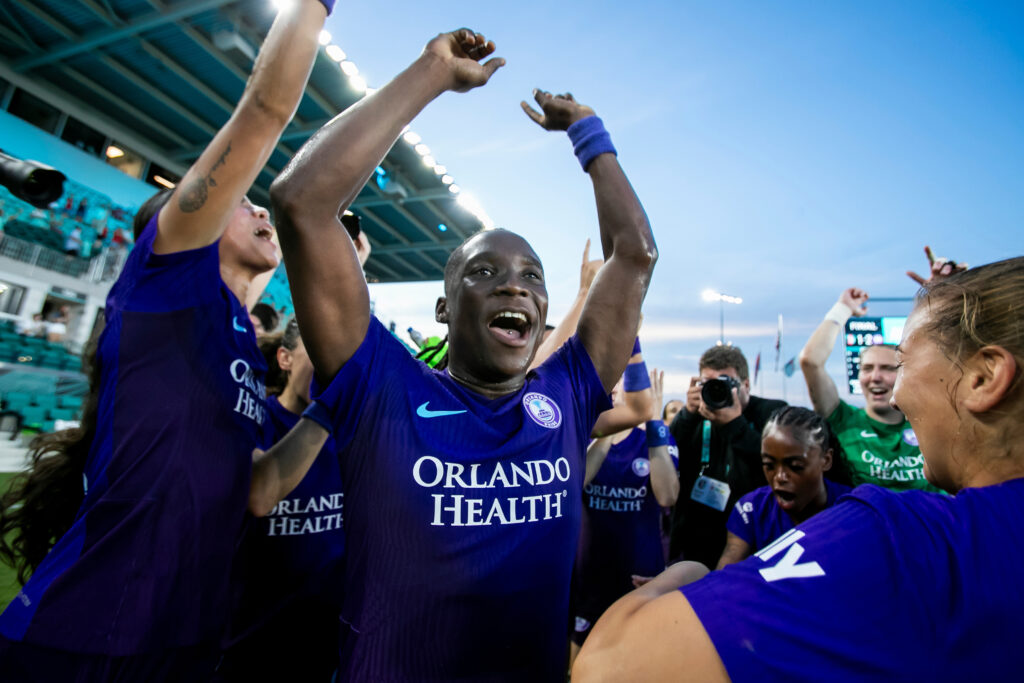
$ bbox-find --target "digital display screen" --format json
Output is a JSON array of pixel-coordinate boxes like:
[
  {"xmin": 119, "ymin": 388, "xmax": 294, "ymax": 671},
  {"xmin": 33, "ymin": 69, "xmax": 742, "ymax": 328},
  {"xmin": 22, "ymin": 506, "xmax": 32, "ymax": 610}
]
[{"xmin": 843, "ymin": 316, "xmax": 906, "ymax": 394}]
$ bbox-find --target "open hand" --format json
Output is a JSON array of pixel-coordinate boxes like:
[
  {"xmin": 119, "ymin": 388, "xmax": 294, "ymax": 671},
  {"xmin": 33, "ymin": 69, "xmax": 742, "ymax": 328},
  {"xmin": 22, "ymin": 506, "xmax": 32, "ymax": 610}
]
[
  {"xmin": 424, "ymin": 29, "xmax": 505, "ymax": 93},
  {"xmin": 649, "ymin": 368, "xmax": 665, "ymax": 421},
  {"xmin": 906, "ymin": 245, "xmax": 968, "ymax": 286},
  {"xmin": 579, "ymin": 238, "xmax": 604, "ymax": 291},
  {"xmin": 839, "ymin": 287, "xmax": 869, "ymax": 317},
  {"xmin": 520, "ymin": 89, "xmax": 595, "ymax": 131}
]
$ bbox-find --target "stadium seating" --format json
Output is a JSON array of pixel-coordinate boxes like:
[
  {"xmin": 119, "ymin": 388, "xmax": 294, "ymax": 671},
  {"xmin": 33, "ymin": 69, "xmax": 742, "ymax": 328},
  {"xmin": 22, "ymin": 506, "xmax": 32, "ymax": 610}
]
[{"xmin": 1, "ymin": 388, "xmax": 84, "ymax": 433}]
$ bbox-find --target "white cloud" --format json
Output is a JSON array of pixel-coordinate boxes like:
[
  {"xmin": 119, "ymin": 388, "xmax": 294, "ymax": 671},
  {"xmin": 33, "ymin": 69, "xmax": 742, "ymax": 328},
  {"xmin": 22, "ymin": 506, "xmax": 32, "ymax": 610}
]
[{"xmin": 640, "ymin": 321, "xmax": 780, "ymax": 343}]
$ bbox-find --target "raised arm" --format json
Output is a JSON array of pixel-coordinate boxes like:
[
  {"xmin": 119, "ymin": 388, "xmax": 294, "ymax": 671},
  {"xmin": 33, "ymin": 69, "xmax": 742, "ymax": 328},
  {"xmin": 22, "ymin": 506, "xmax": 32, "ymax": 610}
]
[
  {"xmin": 591, "ymin": 348, "xmax": 653, "ymax": 438},
  {"xmin": 530, "ymin": 239, "xmax": 603, "ymax": 369},
  {"xmin": 798, "ymin": 287, "xmax": 868, "ymax": 417},
  {"xmin": 271, "ymin": 30, "xmax": 504, "ymax": 381},
  {"xmin": 521, "ymin": 93, "xmax": 657, "ymax": 391},
  {"xmin": 584, "ymin": 436, "xmax": 614, "ymax": 486},
  {"xmin": 646, "ymin": 369, "xmax": 679, "ymax": 507},
  {"xmin": 156, "ymin": 0, "xmax": 327, "ymax": 254}
]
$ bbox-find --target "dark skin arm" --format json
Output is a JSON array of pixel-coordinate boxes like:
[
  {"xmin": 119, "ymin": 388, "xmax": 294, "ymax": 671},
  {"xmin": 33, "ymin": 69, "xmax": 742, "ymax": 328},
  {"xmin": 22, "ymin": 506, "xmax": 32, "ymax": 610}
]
[
  {"xmin": 521, "ymin": 93, "xmax": 657, "ymax": 392},
  {"xmin": 156, "ymin": 0, "xmax": 324, "ymax": 254},
  {"xmin": 271, "ymin": 30, "xmax": 504, "ymax": 382}
]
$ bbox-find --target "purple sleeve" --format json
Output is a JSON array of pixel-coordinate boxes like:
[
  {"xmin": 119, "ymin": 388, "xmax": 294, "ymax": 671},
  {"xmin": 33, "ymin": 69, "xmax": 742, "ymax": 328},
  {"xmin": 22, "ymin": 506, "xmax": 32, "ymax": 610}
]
[
  {"xmin": 539, "ymin": 334, "xmax": 613, "ymax": 437},
  {"xmin": 309, "ymin": 317, "xmax": 410, "ymax": 451},
  {"xmin": 680, "ymin": 491, "xmax": 932, "ymax": 681},
  {"xmin": 725, "ymin": 495, "xmax": 755, "ymax": 545}
]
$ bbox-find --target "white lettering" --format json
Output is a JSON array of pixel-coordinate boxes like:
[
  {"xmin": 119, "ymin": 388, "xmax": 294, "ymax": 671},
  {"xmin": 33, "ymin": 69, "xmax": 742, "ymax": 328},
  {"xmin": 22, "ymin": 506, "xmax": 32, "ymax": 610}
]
[
  {"xmin": 413, "ymin": 456, "xmax": 444, "ymax": 487},
  {"xmin": 758, "ymin": 542, "xmax": 825, "ymax": 582}
]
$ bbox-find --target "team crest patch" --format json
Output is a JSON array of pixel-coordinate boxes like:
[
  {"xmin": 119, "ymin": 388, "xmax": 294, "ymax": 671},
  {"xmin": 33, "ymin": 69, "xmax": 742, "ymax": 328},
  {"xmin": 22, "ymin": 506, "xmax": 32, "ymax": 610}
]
[
  {"xmin": 574, "ymin": 616, "xmax": 591, "ymax": 633},
  {"xmin": 632, "ymin": 457, "xmax": 650, "ymax": 477},
  {"xmin": 902, "ymin": 428, "xmax": 919, "ymax": 447},
  {"xmin": 523, "ymin": 392, "xmax": 562, "ymax": 429}
]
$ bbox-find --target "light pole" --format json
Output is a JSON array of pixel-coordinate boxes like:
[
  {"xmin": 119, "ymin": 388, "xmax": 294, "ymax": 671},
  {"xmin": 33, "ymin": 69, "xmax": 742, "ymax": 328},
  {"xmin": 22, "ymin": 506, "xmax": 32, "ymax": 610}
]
[{"xmin": 701, "ymin": 289, "xmax": 743, "ymax": 344}]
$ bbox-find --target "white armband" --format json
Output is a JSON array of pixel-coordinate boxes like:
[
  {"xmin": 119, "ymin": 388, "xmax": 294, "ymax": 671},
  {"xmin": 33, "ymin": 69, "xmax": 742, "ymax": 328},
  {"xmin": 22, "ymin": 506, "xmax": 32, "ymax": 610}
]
[{"xmin": 824, "ymin": 302, "xmax": 854, "ymax": 326}]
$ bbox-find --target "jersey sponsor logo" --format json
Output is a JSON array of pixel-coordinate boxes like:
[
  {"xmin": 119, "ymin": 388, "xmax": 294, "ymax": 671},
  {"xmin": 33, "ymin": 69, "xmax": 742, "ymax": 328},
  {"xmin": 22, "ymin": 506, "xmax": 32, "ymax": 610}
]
[
  {"xmin": 632, "ymin": 457, "xmax": 650, "ymax": 477},
  {"xmin": 574, "ymin": 617, "xmax": 591, "ymax": 633},
  {"xmin": 859, "ymin": 430, "xmax": 879, "ymax": 439},
  {"xmin": 523, "ymin": 392, "xmax": 562, "ymax": 429},
  {"xmin": 266, "ymin": 493, "xmax": 345, "ymax": 537},
  {"xmin": 754, "ymin": 529, "xmax": 825, "ymax": 582},
  {"xmin": 584, "ymin": 482, "xmax": 647, "ymax": 512},
  {"xmin": 416, "ymin": 402, "xmax": 467, "ymax": 419},
  {"xmin": 413, "ymin": 455, "xmax": 572, "ymax": 527},
  {"xmin": 859, "ymin": 450, "xmax": 927, "ymax": 482},
  {"xmin": 229, "ymin": 358, "xmax": 266, "ymax": 425},
  {"xmin": 902, "ymin": 428, "xmax": 919, "ymax": 446},
  {"xmin": 232, "ymin": 316, "xmax": 247, "ymax": 333}
]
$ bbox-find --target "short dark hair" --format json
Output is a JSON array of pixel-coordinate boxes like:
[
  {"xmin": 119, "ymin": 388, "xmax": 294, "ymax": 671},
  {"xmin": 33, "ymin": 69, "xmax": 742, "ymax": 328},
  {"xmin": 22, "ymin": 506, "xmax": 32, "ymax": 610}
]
[
  {"xmin": 250, "ymin": 303, "xmax": 280, "ymax": 334},
  {"xmin": 133, "ymin": 188, "xmax": 174, "ymax": 241},
  {"xmin": 699, "ymin": 345, "xmax": 749, "ymax": 381}
]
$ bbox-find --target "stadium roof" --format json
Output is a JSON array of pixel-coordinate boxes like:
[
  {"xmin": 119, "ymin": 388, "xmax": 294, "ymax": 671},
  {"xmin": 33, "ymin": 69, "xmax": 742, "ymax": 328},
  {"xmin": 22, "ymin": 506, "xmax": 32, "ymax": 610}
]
[{"xmin": 0, "ymin": 0, "xmax": 489, "ymax": 282}]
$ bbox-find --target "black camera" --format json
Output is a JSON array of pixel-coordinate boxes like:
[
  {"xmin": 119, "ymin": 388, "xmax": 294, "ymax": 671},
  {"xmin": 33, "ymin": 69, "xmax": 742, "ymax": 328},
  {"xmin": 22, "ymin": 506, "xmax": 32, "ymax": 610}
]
[
  {"xmin": 701, "ymin": 375, "xmax": 741, "ymax": 410},
  {"xmin": 0, "ymin": 151, "xmax": 66, "ymax": 208}
]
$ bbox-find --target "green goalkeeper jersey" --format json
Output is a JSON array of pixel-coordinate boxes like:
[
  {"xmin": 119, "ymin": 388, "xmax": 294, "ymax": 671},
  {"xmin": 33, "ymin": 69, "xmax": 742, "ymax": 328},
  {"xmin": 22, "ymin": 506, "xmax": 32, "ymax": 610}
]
[{"xmin": 828, "ymin": 401, "xmax": 943, "ymax": 492}]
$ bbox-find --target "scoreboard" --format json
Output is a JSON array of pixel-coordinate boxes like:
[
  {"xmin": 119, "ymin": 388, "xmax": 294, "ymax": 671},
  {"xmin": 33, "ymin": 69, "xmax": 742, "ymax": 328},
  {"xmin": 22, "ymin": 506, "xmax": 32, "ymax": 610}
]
[{"xmin": 843, "ymin": 316, "xmax": 906, "ymax": 394}]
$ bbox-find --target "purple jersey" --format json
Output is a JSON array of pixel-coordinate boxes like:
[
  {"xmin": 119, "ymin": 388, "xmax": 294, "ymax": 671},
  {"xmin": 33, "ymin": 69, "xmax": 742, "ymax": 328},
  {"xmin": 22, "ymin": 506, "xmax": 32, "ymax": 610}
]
[
  {"xmin": 320, "ymin": 317, "xmax": 610, "ymax": 681},
  {"xmin": 577, "ymin": 429, "xmax": 677, "ymax": 605},
  {"xmin": 226, "ymin": 395, "xmax": 345, "ymax": 644},
  {"xmin": 0, "ymin": 213, "xmax": 270, "ymax": 655},
  {"xmin": 682, "ymin": 478, "xmax": 1024, "ymax": 681},
  {"xmin": 726, "ymin": 479, "xmax": 851, "ymax": 552}
]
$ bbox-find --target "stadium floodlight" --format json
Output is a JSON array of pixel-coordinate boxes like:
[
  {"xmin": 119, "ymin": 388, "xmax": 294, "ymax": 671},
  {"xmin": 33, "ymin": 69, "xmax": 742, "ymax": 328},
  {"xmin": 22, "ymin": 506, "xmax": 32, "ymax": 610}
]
[
  {"xmin": 701, "ymin": 289, "xmax": 742, "ymax": 343},
  {"xmin": 105, "ymin": 145, "xmax": 124, "ymax": 159},
  {"xmin": 348, "ymin": 75, "xmax": 367, "ymax": 93},
  {"xmin": 340, "ymin": 61, "xmax": 359, "ymax": 77},
  {"xmin": 0, "ymin": 151, "xmax": 66, "ymax": 208},
  {"xmin": 448, "ymin": 184, "xmax": 461, "ymax": 194},
  {"xmin": 441, "ymin": 174, "xmax": 454, "ymax": 185},
  {"xmin": 403, "ymin": 131, "xmax": 421, "ymax": 145},
  {"xmin": 325, "ymin": 44, "xmax": 346, "ymax": 62},
  {"xmin": 422, "ymin": 155, "xmax": 436, "ymax": 168},
  {"xmin": 414, "ymin": 143, "xmax": 430, "ymax": 156},
  {"xmin": 318, "ymin": 30, "xmax": 332, "ymax": 45},
  {"xmin": 433, "ymin": 165, "xmax": 447, "ymax": 175},
  {"xmin": 153, "ymin": 175, "xmax": 176, "ymax": 189},
  {"xmin": 456, "ymin": 192, "xmax": 495, "ymax": 230}
]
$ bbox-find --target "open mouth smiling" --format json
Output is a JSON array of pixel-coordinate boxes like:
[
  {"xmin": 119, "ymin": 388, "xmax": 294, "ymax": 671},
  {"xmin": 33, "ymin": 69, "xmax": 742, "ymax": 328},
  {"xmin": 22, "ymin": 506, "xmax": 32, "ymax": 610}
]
[
  {"xmin": 487, "ymin": 310, "xmax": 533, "ymax": 346},
  {"xmin": 254, "ymin": 224, "xmax": 274, "ymax": 241}
]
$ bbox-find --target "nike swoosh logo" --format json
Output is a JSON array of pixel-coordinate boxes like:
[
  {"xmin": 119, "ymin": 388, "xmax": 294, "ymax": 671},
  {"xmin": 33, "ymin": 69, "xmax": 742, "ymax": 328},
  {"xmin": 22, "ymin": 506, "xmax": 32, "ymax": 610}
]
[
  {"xmin": 416, "ymin": 402, "xmax": 466, "ymax": 419},
  {"xmin": 860, "ymin": 430, "xmax": 878, "ymax": 438},
  {"xmin": 233, "ymin": 316, "xmax": 247, "ymax": 333}
]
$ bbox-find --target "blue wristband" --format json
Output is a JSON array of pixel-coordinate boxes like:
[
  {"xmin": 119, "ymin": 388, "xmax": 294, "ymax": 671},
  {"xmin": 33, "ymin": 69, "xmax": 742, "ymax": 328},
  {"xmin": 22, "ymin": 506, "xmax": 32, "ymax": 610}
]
[
  {"xmin": 301, "ymin": 401, "xmax": 333, "ymax": 433},
  {"xmin": 567, "ymin": 116, "xmax": 617, "ymax": 172},
  {"xmin": 632, "ymin": 337, "xmax": 642, "ymax": 356},
  {"xmin": 646, "ymin": 420, "xmax": 671, "ymax": 448},
  {"xmin": 623, "ymin": 361, "xmax": 650, "ymax": 391},
  {"xmin": 317, "ymin": 0, "xmax": 336, "ymax": 15}
]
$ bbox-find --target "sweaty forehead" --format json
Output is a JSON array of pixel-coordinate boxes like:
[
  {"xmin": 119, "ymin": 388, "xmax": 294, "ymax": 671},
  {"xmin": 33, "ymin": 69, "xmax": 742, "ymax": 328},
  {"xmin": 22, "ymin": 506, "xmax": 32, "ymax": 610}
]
[{"xmin": 462, "ymin": 230, "xmax": 541, "ymax": 266}]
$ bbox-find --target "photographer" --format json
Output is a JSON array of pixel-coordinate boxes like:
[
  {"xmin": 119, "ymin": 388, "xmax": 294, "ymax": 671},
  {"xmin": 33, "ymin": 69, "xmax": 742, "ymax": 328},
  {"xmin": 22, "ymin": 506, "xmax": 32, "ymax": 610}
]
[{"xmin": 668, "ymin": 346, "xmax": 786, "ymax": 569}]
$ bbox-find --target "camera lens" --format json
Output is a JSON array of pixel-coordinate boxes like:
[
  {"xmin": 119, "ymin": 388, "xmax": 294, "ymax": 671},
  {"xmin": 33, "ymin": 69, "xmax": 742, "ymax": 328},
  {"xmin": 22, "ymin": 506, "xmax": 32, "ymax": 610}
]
[{"xmin": 701, "ymin": 378, "xmax": 734, "ymax": 410}]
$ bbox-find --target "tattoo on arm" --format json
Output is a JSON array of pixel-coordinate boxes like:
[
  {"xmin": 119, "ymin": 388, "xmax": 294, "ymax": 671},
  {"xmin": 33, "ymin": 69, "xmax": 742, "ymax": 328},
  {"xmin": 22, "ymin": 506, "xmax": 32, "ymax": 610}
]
[{"xmin": 178, "ymin": 142, "xmax": 233, "ymax": 213}]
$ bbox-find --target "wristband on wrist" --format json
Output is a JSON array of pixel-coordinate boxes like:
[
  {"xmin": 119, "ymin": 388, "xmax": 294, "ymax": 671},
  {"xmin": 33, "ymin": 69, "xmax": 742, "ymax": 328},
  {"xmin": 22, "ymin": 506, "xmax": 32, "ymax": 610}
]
[
  {"xmin": 632, "ymin": 337, "xmax": 642, "ymax": 356},
  {"xmin": 567, "ymin": 116, "xmax": 617, "ymax": 172},
  {"xmin": 824, "ymin": 302, "xmax": 854, "ymax": 326},
  {"xmin": 622, "ymin": 361, "xmax": 650, "ymax": 392},
  {"xmin": 301, "ymin": 401, "xmax": 333, "ymax": 433},
  {"xmin": 646, "ymin": 420, "xmax": 671, "ymax": 448}
]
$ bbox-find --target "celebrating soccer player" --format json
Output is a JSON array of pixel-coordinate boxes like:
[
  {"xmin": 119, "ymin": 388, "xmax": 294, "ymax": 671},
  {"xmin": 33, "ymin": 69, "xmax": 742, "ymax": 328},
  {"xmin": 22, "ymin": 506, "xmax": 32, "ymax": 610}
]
[
  {"xmin": 0, "ymin": 1, "xmax": 332, "ymax": 679},
  {"xmin": 256, "ymin": 28, "xmax": 657, "ymax": 681},
  {"xmin": 574, "ymin": 257, "xmax": 1024, "ymax": 682}
]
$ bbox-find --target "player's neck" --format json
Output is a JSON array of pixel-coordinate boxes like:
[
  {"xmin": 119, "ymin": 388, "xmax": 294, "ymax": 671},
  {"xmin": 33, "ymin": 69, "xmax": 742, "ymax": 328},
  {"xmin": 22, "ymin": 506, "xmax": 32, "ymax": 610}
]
[
  {"xmin": 278, "ymin": 384, "xmax": 309, "ymax": 416},
  {"xmin": 866, "ymin": 404, "xmax": 904, "ymax": 425},
  {"xmin": 220, "ymin": 261, "xmax": 255, "ymax": 309},
  {"xmin": 446, "ymin": 365, "xmax": 525, "ymax": 400}
]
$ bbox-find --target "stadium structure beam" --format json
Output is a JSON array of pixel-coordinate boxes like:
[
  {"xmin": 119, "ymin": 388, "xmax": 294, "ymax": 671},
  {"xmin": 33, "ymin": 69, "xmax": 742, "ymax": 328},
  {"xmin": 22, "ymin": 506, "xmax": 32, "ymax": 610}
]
[
  {"xmin": 12, "ymin": 0, "xmax": 236, "ymax": 71},
  {"xmin": 0, "ymin": 3, "xmax": 39, "ymax": 48},
  {"xmin": 351, "ymin": 189, "xmax": 461, "ymax": 210},
  {"xmin": 357, "ymin": 208, "xmax": 431, "ymax": 279},
  {"xmin": 12, "ymin": 1, "xmax": 77, "ymax": 41},
  {"xmin": 372, "ymin": 243, "xmax": 453, "ymax": 256}
]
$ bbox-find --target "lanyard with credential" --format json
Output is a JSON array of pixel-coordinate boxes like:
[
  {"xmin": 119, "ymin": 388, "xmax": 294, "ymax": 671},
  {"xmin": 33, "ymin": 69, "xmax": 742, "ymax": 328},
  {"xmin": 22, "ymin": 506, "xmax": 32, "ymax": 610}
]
[{"xmin": 700, "ymin": 420, "xmax": 729, "ymax": 478}]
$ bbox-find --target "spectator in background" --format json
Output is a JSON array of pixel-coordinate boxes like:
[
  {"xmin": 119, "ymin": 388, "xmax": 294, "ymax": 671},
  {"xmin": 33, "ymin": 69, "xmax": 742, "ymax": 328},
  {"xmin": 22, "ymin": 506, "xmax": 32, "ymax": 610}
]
[
  {"xmin": 716, "ymin": 406, "xmax": 851, "ymax": 569},
  {"xmin": 44, "ymin": 305, "xmax": 69, "ymax": 343},
  {"xmin": 799, "ymin": 287, "xmax": 941, "ymax": 492},
  {"xmin": 663, "ymin": 398, "xmax": 683, "ymax": 425},
  {"xmin": 16, "ymin": 313, "xmax": 46, "ymax": 338},
  {"xmin": 573, "ymin": 256, "xmax": 1024, "ymax": 683},
  {"xmin": 249, "ymin": 302, "xmax": 280, "ymax": 335},
  {"xmin": 73, "ymin": 197, "xmax": 88, "ymax": 222},
  {"xmin": 668, "ymin": 345, "xmax": 787, "ymax": 569},
  {"xmin": 64, "ymin": 225, "xmax": 83, "ymax": 257}
]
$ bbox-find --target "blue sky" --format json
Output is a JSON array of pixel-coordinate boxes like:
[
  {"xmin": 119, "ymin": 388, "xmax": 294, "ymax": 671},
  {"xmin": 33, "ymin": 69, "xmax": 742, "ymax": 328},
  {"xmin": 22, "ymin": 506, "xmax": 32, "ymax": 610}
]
[{"xmin": 314, "ymin": 0, "xmax": 1024, "ymax": 406}]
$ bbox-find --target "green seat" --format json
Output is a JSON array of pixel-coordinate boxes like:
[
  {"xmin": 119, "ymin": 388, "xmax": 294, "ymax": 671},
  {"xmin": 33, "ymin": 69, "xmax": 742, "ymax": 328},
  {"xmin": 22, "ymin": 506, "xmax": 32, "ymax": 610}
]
[
  {"xmin": 20, "ymin": 406, "xmax": 47, "ymax": 430},
  {"xmin": 49, "ymin": 407, "xmax": 77, "ymax": 421},
  {"xmin": 58, "ymin": 395, "xmax": 84, "ymax": 410},
  {"xmin": 3, "ymin": 392, "xmax": 33, "ymax": 410},
  {"xmin": 33, "ymin": 394, "xmax": 58, "ymax": 409}
]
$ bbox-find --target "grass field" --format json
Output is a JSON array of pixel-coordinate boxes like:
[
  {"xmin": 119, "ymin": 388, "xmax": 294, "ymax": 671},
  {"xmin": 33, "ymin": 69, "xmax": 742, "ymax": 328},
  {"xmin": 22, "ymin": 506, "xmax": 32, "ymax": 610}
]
[{"xmin": 0, "ymin": 471, "xmax": 22, "ymax": 611}]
